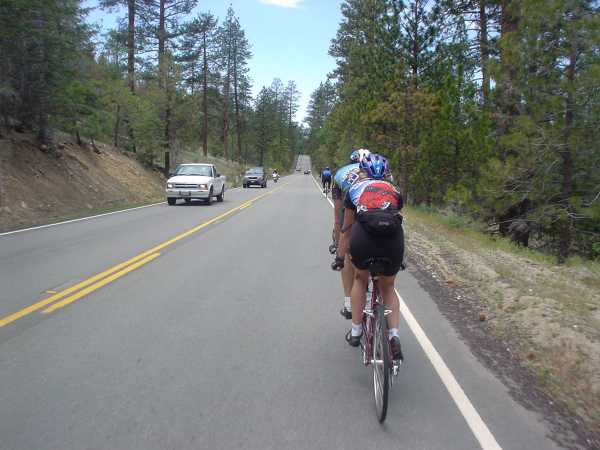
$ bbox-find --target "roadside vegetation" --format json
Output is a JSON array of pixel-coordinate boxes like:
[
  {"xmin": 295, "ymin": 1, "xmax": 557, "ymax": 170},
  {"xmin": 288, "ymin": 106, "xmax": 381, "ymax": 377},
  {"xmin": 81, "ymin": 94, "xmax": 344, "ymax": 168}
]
[
  {"xmin": 0, "ymin": 1, "xmax": 304, "ymax": 177},
  {"xmin": 405, "ymin": 205, "xmax": 600, "ymax": 436},
  {"xmin": 307, "ymin": 0, "xmax": 600, "ymax": 264}
]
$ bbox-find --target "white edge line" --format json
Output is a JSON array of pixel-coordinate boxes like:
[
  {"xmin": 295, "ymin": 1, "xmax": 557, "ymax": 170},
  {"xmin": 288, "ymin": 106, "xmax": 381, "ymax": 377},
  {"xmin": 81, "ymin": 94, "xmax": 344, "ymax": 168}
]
[
  {"xmin": 314, "ymin": 174, "xmax": 502, "ymax": 450},
  {"xmin": 0, "ymin": 185, "xmax": 246, "ymax": 238},
  {"xmin": 397, "ymin": 293, "xmax": 502, "ymax": 450},
  {"xmin": 0, "ymin": 201, "xmax": 166, "ymax": 237}
]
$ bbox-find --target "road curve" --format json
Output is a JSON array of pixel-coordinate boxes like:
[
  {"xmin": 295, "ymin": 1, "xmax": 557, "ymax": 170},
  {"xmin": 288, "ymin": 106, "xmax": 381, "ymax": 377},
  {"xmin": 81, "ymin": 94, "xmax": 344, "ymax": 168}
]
[{"xmin": 0, "ymin": 171, "xmax": 562, "ymax": 450}]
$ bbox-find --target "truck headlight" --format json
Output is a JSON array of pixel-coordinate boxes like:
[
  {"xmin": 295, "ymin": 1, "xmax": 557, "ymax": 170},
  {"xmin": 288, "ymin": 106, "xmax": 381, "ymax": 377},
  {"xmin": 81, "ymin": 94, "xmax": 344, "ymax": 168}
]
[
  {"xmin": 198, "ymin": 184, "xmax": 208, "ymax": 189},
  {"xmin": 167, "ymin": 183, "xmax": 173, "ymax": 188}
]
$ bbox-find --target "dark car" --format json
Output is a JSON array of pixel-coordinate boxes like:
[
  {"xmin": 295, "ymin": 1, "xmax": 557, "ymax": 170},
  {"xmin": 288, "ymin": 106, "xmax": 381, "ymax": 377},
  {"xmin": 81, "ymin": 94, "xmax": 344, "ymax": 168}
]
[
  {"xmin": 303, "ymin": 169, "xmax": 311, "ymax": 175},
  {"xmin": 243, "ymin": 167, "xmax": 267, "ymax": 188}
]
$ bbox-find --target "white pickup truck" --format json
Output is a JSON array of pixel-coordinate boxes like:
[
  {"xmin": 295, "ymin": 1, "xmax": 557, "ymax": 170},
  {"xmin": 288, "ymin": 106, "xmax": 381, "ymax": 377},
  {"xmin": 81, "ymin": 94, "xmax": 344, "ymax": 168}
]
[{"xmin": 165, "ymin": 163, "xmax": 226, "ymax": 206}]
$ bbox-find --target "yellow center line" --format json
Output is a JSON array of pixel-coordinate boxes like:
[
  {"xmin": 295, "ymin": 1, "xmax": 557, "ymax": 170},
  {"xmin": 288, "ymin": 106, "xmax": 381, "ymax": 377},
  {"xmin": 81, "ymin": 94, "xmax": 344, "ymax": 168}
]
[
  {"xmin": 41, "ymin": 253, "xmax": 161, "ymax": 314},
  {"xmin": 0, "ymin": 183, "xmax": 288, "ymax": 327}
]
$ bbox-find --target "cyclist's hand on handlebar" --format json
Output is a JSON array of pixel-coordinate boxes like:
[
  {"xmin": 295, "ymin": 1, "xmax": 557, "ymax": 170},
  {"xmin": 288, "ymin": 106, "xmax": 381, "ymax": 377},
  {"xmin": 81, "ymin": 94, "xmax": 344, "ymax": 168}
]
[{"xmin": 331, "ymin": 255, "xmax": 345, "ymax": 271}]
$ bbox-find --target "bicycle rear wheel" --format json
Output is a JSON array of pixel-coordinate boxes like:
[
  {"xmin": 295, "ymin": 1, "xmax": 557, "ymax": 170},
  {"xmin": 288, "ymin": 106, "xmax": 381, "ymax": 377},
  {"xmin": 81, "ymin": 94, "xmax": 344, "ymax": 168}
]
[{"xmin": 373, "ymin": 305, "xmax": 390, "ymax": 422}]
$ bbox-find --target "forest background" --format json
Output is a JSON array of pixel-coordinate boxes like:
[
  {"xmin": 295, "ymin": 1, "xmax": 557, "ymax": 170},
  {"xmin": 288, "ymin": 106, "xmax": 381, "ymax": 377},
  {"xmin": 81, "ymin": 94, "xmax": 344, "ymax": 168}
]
[
  {"xmin": 0, "ymin": 0, "xmax": 305, "ymax": 176},
  {"xmin": 305, "ymin": 0, "xmax": 600, "ymax": 263}
]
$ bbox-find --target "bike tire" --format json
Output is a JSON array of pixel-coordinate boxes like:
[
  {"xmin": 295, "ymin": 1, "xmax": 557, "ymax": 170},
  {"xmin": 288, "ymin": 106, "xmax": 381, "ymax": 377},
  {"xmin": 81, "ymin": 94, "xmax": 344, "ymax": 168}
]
[{"xmin": 373, "ymin": 305, "xmax": 390, "ymax": 422}]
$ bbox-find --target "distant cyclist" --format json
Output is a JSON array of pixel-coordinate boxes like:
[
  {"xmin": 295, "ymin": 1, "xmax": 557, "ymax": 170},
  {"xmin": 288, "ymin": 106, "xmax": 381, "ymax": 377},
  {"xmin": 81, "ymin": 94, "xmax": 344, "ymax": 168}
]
[
  {"xmin": 332, "ymin": 153, "xmax": 404, "ymax": 361},
  {"xmin": 330, "ymin": 149, "xmax": 371, "ymax": 319},
  {"xmin": 321, "ymin": 167, "xmax": 332, "ymax": 193}
]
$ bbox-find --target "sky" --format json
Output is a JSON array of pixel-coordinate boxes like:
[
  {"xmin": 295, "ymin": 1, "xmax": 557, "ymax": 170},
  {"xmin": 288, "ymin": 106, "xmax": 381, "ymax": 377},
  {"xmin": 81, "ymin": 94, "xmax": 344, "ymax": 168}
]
[{"xmin": 85, "ymin": 0, "xmax": 343, "ymax": 124}]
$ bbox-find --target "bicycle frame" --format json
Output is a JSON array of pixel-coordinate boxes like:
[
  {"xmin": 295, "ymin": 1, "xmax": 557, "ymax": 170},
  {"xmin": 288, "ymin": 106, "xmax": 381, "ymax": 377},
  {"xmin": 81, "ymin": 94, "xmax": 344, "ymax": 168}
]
[
  {"xmin": 362, "ymin": 278, "xmax": 381, "ymax": 366},
  {"xmin": 361, "ymin": 277, "xmax": 400, "ymax": 377}
]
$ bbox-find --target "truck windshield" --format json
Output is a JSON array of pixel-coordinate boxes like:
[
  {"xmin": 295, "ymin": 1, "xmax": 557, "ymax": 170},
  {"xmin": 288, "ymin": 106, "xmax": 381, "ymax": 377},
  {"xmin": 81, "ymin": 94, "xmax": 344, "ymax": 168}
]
[{"xmin": 175, "ymin": 166, "xmax": 212, "ymax": 176}]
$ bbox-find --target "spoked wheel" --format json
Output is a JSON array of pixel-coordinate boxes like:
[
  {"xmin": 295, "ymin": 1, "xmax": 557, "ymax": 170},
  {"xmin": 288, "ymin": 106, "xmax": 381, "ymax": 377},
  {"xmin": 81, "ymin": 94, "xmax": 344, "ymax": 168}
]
[{"xmin": 373, "ymin": 306, "xmax": 390, "ymax": 423}]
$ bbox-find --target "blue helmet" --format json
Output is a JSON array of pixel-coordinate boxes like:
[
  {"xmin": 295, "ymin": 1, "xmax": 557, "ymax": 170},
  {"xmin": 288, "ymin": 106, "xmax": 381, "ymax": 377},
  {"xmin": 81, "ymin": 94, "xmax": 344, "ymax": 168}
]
[
  {"xmin": 349, "ymin": 148, "xmax": 371, "ymax": 163},
  {"xmin": 360, "ymin": 153, "xmax": 388, "ymax": 179}
]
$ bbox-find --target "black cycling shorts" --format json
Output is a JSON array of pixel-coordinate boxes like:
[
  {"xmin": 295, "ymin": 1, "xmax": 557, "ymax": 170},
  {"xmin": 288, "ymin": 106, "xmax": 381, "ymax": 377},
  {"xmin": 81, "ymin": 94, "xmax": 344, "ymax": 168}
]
[{"xmin": 349, "ymin": 221, "xmax": 404, "ymax": 276}]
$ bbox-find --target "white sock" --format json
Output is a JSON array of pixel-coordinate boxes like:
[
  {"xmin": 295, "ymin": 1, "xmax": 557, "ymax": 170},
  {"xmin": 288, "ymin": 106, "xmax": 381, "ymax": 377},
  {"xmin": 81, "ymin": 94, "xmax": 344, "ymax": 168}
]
[
  {"xmin": 388, "ymin": 328, "xmax": 399, "ymax": 339},
  {"xmin": 351, "ymin": 323, "xmax": 362, "ymax": 337},
  {"xmin": 344, "ymin": 296, "xmax": 351, "ymax": 310}
]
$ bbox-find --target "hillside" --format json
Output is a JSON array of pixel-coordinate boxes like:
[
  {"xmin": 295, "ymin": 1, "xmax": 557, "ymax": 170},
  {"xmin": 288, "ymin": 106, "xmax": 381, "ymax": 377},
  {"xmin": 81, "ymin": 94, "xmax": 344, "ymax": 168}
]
[{"xmin": 0, "ymin": 132, "xmax": 167, "ymax": 233}]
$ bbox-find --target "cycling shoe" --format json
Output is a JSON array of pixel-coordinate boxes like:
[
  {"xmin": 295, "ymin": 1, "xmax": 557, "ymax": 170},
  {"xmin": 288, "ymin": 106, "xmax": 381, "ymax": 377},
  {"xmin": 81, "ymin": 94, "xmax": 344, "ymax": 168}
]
[
  {"xmin": 345, "ymin": 330, "xmax": 362, "ymax": 347},
  {"xmin": 340, "ymin": 307, "xmax": 352, "ymax": 320}
]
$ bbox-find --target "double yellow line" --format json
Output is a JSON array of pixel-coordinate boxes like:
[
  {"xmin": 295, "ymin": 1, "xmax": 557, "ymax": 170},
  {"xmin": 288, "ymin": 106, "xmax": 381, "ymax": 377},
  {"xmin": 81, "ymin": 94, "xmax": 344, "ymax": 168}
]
[{"xmin": 0, "ymin": 186, "xmax": 283, "ymax": 327}]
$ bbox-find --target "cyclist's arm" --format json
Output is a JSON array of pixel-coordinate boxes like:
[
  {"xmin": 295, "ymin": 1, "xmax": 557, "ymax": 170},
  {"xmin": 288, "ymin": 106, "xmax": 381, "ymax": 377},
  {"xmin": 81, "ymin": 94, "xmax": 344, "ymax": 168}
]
[
  {"xmin": 337, "ymin": 207, "xmax": 355, "ymax": 259},
  {"xmin": 331, "ymin": 182, "xmax": 343, "ymax": 243}
]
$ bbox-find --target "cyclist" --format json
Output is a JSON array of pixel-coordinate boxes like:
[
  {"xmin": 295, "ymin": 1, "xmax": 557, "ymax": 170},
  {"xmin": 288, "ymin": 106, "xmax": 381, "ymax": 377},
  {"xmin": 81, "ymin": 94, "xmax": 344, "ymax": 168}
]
[
  {"xmin": 321, "ymin": 167, "xmax": 332, "ymax": 193},
  {"xmin": 331, "ymin": 149, "xmax": 371, "ymax": 319},
  {"xmin": 332, "ymin": 154, "xmax": 404, "ymax": 361}
]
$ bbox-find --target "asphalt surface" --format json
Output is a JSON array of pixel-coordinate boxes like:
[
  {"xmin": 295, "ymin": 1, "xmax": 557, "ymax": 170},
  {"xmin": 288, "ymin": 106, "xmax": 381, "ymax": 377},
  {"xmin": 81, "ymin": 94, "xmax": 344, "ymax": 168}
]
[{"xmin": 0, "ymin": 161, "xmax": 563, "ymax": 450}]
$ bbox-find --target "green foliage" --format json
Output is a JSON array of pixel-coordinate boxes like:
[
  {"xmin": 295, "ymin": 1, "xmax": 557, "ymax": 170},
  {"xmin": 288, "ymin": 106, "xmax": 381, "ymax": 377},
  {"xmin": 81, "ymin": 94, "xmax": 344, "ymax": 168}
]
[{"xmin": 307, "ymin": 0, "xmax": 600, "ymax": 261}]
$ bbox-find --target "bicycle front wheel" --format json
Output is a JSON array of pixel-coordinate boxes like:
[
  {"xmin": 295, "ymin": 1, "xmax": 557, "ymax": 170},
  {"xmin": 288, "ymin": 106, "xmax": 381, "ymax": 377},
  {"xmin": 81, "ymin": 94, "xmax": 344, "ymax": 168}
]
[{"xmin": 373, "ymin": 305, "xmax": 390, "ymax": 422}]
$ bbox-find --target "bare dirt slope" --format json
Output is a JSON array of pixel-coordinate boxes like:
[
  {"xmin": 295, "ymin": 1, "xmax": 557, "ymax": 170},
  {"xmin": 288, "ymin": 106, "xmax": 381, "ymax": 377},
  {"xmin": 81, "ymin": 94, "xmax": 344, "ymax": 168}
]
[{"xmin": 0, "ymin": 132, "xmax": 165, "ymax": 232}]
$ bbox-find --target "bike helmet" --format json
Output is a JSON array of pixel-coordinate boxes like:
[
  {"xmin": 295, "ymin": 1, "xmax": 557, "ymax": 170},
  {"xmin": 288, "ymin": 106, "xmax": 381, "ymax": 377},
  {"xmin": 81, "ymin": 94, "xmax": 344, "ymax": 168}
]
[
  {"xmin": 360, "ymin": 153, "xmax": 388, "ymax": 179},
  {"xmin": 349, "ymin": 148, "xmax": 371, "ymax": 163}
]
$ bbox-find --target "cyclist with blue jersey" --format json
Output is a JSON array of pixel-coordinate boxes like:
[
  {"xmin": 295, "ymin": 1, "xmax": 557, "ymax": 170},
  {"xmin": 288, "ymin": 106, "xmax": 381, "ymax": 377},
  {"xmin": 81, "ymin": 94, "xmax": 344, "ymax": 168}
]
[
  {"xmin": 321, "ymin": 167, "xmax": 332, "ymax": 193},
  {"xmin": 332, "ymin": 154, "xmax": 404, "ymax": 361},
  {"xmin": 330, "ymin": 149, "xmax": 371, "ymax": 319}
]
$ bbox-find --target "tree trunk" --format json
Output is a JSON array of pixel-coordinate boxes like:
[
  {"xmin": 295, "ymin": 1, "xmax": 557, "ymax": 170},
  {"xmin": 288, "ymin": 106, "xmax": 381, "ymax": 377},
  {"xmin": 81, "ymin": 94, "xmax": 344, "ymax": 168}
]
[
  {"xmin": 33, "ymin": 9, "xmax": 51, "ymax": 146},
  {"xmin": 479, "ymin": 0, "xmax": 490, "ymax": 108},
  {"xmin": 113, "ymin": 103, "xmax": 121, "ymax": 147},
  {"xmin": 558, "ymin": 28, "xmax": 577, "ymax": 263},
  {"xmin": 233, "ymin": 39, "xmax": 242, "ymax": 161},
  {"xmin": 202, "ymin": 30, "xmax": 208, "ymax": 157},
  {"xmin": 158, "ymin": 0, "xmax": 170, "ymax": 158},
  {"xmin": 223, "ymin": 43, "xmax": 231, "ymax": 159},
  {"xmin": 158, "ymin": 0, "xmax": 166, "ymax": 90},
  {"xmin": 498, "ymin": 0, "xmax": 520, "ymax": 141},
  {"xmin": 127, "ymin": 0, "xmax": 135, "ymax": 93}
]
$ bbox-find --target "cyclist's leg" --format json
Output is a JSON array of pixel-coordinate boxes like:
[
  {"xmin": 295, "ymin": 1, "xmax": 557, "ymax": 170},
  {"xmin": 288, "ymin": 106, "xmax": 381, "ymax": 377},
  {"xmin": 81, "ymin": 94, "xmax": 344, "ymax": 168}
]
[
  {"xmin": 348, "ymin": 222, "xmax": 372, "ymax": 326},
  {"xmin": 333, "ymin": 193, "xmax": 354, "ymax": 314},
  {"xmin": 350, "ymin": 265, "xmax": 369, "ymax": 327},
  {"xmin": 378, "ymin": 276, "xmax": 400, "ymax": 329}
]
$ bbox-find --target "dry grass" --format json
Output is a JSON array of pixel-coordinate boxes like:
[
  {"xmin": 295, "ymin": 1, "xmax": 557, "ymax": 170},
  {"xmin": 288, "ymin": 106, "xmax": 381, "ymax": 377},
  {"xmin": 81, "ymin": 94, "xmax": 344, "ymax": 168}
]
[{"xmin": 404, "ymin": 206, "xmax": 600, "ymax": 434}]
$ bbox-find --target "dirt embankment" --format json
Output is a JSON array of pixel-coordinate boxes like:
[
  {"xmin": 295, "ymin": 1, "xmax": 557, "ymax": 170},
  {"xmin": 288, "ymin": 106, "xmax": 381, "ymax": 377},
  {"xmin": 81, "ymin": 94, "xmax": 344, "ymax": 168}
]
[
  {"xmin": 404, "ymin": 207, "xmax": 600, "ymax": 448},
  {"xmin": 0, "ymin": 132, "xmax": 165, "ymax": 232}
]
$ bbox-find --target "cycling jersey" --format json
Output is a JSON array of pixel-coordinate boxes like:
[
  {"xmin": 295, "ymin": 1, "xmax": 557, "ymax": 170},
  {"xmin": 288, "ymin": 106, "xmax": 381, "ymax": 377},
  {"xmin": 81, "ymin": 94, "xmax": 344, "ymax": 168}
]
[
  {"xmin": 332, "ymin": 163, "xmax": 360, "ymax": 200},
  {"xmin": 321, "ymin": 169, "xmax": 332, "ymax": 179},
  {"xmin": 345, "ymin": 179, "xmax": 402, "ymax": 212}
]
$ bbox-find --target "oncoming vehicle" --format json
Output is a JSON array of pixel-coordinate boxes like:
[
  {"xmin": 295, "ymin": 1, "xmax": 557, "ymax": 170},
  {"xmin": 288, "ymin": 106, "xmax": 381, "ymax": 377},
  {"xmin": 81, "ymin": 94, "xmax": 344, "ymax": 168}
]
[
  {"xmin": 166, "ymin": 163, "xmax": 225, "ymax": 206},
  {"xmin": 304, "ymin": 169, "xmax": 311, "ymax": 175},
  {"xmin": 243, "ymin": 167, "xmax": 267, "ymax": 188}
]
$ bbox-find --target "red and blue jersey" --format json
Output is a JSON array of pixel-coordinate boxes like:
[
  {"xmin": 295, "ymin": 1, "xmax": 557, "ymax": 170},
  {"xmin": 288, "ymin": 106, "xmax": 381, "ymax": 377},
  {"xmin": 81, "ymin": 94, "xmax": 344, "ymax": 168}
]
[{"xmin": 344, "ymin": 179, "xmax": 402, "ymax": 213}]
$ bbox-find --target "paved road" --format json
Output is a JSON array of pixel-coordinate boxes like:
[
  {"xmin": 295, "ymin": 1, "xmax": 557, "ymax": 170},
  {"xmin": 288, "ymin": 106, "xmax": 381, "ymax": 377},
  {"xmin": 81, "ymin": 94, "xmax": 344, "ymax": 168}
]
[{"xmin": 0, "ymin": 168, "xmax": 562, "ymax": 450}]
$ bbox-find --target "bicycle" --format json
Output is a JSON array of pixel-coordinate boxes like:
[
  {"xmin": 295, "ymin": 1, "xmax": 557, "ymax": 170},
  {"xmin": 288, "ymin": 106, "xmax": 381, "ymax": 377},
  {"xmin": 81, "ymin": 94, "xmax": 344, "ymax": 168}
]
[{"xmin": 357, "ymin": 257, "xmax": 401, "ymax": 422}]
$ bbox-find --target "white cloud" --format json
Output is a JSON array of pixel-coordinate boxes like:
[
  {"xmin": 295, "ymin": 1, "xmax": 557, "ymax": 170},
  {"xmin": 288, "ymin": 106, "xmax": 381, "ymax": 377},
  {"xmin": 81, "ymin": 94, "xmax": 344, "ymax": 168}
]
[{"xmin": 259, "ymin": 0, "xmax": 303, "ymax": 8}]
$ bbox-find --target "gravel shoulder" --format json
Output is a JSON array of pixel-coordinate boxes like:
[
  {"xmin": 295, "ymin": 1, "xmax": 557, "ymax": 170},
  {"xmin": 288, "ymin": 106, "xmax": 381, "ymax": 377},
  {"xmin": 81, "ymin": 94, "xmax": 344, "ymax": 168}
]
[{"xmin": 404, "ymin": 206, "xmax": 600, "ymax": 449}]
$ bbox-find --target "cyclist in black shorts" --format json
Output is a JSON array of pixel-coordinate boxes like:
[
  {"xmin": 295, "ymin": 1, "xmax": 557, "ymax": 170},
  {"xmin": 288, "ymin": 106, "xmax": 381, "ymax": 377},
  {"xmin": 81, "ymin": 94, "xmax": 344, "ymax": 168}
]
[
  {"xmin": 321, "ymin": 167, "xmax": 332, "ymax": 193},
  {"xmin": 332, "ymin": 153, "xmax": 404, "ymax": 361}
]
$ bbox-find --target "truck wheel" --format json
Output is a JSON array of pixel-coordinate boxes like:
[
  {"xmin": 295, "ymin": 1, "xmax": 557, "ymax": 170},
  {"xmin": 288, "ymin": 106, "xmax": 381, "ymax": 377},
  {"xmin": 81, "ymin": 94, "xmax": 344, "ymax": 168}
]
[
  {"xmin": 217, "ymin": 187, "xmax": 224, "ymax": 202},
  {"xmin": 167, "ymin": 198, "xmax": 176, "ymax": 205},
  {"xmin": 206, "ymin": 189, "xmax": 213, "ymax": 205}
]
